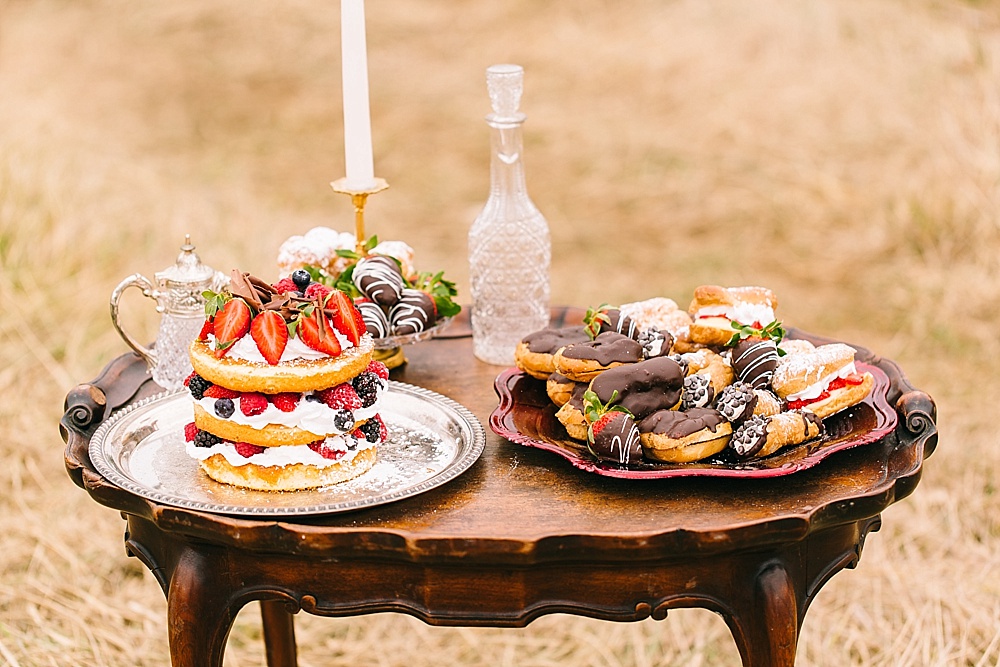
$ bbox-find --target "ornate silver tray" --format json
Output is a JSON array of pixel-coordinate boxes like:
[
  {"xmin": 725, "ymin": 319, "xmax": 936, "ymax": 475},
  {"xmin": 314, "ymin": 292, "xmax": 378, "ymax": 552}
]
[{"xmin": 89, "ymin": 382, "xmax": 485, "ymax": 516}]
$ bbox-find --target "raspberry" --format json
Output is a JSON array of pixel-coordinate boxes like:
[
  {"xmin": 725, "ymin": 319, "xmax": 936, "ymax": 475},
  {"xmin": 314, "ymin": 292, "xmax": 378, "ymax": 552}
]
[
  {"xmin": 187, "ymin": 374, "xmax": 212, "ymax": 400},
  {"xmin": 183, "ymin": 422, "xmax": 199, "ymax": 442},
  {"xmin": 234, "ymin": 442, "xmax": 265, "ymax": 458},
  {"xmin": 305, "ymin": 283, "xmax": 333, "ymax": 301},
  {"xmin": 352, "ymin": 372, "xmax": 381, "ymax": 408},
  {"xmin": 272, "ymin": 277, "xmax": 298, "ymax": 294},
  {"xmin": 214, "ymin": 397, "xmax": 235, "ymax": 419},
  {"xmin": 193, "ymin": 430, "xmax": 221, "ymax": 448},
  {"xmin": 366, "ymin": 360, "xmax": 390, "ymax": 380},
  {"xmin": 316, "ymin": 384, "xmax": 362, "ymax": 410},
  {"xmin": 239, "ymin": 393, "xmax": 268, "ymax": 416},
  {"xmin": 204, "ymin": 385, "xmax": 239, "ymax": 399},
  {"xmin": 270, "ymin": 392, "xmax": 300, "ymax": 412},
  {"xmin": 183, "ymin": 373, "xmax": 195, "ymax": 387},
  {"xmin": 359, "ymin": 414, "xmax": 387, "ymax": 443},
  {"xmin": 307, "ymin": 440, "xmax": 345, "ymax": 460}
]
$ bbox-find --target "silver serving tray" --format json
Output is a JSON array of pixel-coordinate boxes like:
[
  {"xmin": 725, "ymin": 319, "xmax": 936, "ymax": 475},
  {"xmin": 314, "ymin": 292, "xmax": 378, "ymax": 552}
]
[{"xmin": 89, "ymin": 382, "xmax": 485, "ymax": 516}]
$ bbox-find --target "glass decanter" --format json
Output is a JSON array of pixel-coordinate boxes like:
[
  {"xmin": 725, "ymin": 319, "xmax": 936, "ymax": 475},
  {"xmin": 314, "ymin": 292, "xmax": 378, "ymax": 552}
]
[{"xmin": 468, "ymin": 64, "xmax": 551, "ymax": 365}]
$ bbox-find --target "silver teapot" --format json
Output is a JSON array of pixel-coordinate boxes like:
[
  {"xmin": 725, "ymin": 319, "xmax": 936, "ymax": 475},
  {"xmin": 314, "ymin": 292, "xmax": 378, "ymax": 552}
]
[{"xmin": 110, "ymin": 236, "xmax": 227, "ymax": 390}]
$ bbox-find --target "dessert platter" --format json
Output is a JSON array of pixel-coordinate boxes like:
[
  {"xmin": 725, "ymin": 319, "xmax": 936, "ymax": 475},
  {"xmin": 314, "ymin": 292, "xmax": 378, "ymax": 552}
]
[
  {"xmin": 90, "ymin": 245, "xmax": 482, "ymax": 515},
  {"xmin": 492, "ymin": 287, "xmax": 899, "ymax": 479}
]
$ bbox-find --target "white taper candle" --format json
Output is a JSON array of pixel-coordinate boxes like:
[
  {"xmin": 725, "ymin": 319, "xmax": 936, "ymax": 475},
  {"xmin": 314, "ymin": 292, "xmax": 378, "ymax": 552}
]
[{"xmin": 341, "ymin": 0, "xmax": 376, "ymax": 190}]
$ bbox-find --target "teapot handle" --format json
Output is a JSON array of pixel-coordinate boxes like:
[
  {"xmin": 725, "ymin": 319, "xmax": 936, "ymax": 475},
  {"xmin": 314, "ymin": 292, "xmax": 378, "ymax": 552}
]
[{"xmin": 110, "ymin": 273, "xmax": 158, "ymax": 369}]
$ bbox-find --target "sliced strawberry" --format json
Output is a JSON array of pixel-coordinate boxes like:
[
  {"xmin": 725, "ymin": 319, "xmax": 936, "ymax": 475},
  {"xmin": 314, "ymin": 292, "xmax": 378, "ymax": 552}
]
[
  {"xmin": 212, "ymin": 298, "xmax": 251, "ymax": 357},
  {"xmin": 326, "ymin": 289, "xmax": 365, "ymax": 345},
  {"xmin": 297, "ymin": 309, "xmax": 342, "ymax": 356},
  {"xmin": 203, "ymin": 385, "xmax": 240, "ymax": 399},
  {"xmin": 250, "ymin": 310, "xmax": 288, "ymax": 366},
  {"xmin": 270, "ymin": 392, "xmax": 300, "ymax": 412},
  {"xmin": 197, "ymin": 319, "xmax": 214, "ymax": 342},
  {"xmin": 234, "ymin": 442, "xmax": 265, "ymax": 458}
]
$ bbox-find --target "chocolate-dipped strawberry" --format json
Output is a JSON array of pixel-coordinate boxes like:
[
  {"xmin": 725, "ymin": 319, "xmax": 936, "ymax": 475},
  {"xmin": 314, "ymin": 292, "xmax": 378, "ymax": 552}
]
[
  {"xmin": 681, "ymin": 373, "xmax": 715, "ymax": 410},
  {"xmin": 585, "ymin": 402, "xmax": 643, "ymax": 465},
  {"xmin": 353, "ymin": 255, "xmax": 405, "ymax": 308},
  {"xmin": 727, "ymin": 320, "xmax": 785, "ymax": 389},
  {"xmin": 637, "ymin": 328, "xmax": 674, "ymax": 359},
  {"xmin": 589, "ymin": 355, "xmax": 685, "ymax": 420},
  {"xmin": 389, "ymin": 288, "xmax": 437, "ymax": 335},
  {"xmin": 356, "ymin": 300, "xmax": 389, "ymax": 338},
  {"xmin": 714, "ymin": 381, "xmax": 758, "ymax": 425}
]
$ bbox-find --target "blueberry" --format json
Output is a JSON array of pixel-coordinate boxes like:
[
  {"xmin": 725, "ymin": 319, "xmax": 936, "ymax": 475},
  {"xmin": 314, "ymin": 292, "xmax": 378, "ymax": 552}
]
[
  {"xmin": 291, "ymin": 269, "xmax": 312, "ymax": 291},
  {"xmin": 214, "ymin": 397, "xmax": 235, "ymax": 419}
]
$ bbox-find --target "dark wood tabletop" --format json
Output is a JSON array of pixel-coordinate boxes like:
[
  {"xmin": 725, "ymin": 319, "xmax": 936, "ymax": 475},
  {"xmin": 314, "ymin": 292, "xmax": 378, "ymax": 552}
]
[{"xmin": 61, "ymin": 307, "xmax": 938, "ymax": 667}]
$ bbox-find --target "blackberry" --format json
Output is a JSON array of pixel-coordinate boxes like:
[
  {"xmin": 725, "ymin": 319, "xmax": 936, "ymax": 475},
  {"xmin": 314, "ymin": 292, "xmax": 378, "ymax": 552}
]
[
  {"xmin": 214, "ymin": 397, "xmax": 235, "ymax": 419},
  {"xmin": 359, "ymin": 418, "xmax": 382, "ymax": 443},
  {"xmin": 352, "ymin": 372, "xmax": 380, "ymax": 408},
  {"xmin": 291, "ymin": 269, "xmax": 312, "ymax": 291},
  {"xmin": 188, "ymin": 374, "xmax": 211, "ymax": 400},
  {"xmin": 193, "ymin": 430, "xmax": 221, "ymax": 448},
  {"xmin": 333, "ymin": 409, "xmax": 355, "ymax": 432}
]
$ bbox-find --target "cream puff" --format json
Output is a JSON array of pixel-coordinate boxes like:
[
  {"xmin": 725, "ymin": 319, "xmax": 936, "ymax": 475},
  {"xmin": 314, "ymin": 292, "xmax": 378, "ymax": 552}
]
[
  {"xmin": 687, "ymin": 285, "xmax": 778, "ymax": 346},
  {"xmin": 771, "ymin": 343, "xmax": 874, "ymax": 418}
]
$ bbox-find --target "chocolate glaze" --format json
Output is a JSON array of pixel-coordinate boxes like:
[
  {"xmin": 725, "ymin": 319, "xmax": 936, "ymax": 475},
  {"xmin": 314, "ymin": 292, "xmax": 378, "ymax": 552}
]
[
  {"xmin": 523, "ymin": 326, "xmax": 590, "ymax": 355},
  {"xmin": 353, "ymin": 255, "xmax": 404, "ymax": 307},
  {"xmin": 547, "ymin": 371, "xmax": 574, "ymax": 386},
  {"xmin": 800, "ymin": 409, "xmax": 825, "ymax": 437},
  {"xmin": 588, "ymin": 411, "xmax": 643, "ymax": 465},
  {"xmin": 389, "ymin": 288, "xmax": 437, "ymax": 335},
  {"xmin": 561, "ymin": 331, "xmax": 644, "ymax": 366},
  {"xmin": 590, "ymin": 356, "xmax": 684, "ymax": 420},
  {"xmin": 731, "ymin": 337, "xmax": 779, "ymax": 390},
  {"xmin": 638, "ymin": 407, "xmax": 728, "ymax": 439}
]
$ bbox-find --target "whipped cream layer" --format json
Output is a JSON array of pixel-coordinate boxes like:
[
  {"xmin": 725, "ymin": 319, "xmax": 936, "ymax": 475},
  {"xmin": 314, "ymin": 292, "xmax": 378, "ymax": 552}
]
[
  {"xmin": 195, "ymin": 379, "xmax": 388, "ymax": 436},
  {"xmin": 186, "ymin": 432, "xmax": 376, "ymax": 468},
  {"xmin": 786, "ymin": 361, "xmax": 857, "ymax": 402},
  {"xmin": 696, "ymin": 303, "xmax": 775, "ymax": 327},
  {"xmin": 211, "ymin": 329, "xmax": 355, "ymax": 364}
]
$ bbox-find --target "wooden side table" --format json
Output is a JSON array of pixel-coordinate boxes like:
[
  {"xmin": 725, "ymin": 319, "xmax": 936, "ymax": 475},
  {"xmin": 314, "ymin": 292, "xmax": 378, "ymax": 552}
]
[{"xmin": 61, "ymin": 310, "xmax": 937, "ymax": 667}]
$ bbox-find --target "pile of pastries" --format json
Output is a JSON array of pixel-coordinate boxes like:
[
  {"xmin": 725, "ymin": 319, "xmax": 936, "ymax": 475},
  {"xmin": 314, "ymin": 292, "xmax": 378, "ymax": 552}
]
[{"xmin": 514, "ymin": 286, "xmax": 875, "ymax": 465}]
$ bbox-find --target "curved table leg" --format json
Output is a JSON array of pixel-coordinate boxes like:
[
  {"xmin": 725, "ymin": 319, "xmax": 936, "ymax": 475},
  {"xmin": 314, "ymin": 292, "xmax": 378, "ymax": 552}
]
[
  {"xmin": 167, "ymin": 549, "xmax": 242, "ymax": 667},
  {"xmin": 261, "ymin": 600, "xmax": 298, "ymax": 667},
  {"xmin": 726, "ymin": 561, "xmax": 800, "ymax": 667}
]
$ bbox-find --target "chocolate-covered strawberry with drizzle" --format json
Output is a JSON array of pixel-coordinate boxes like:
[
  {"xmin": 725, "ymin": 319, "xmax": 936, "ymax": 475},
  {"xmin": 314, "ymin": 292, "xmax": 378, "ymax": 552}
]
[{"xmin": 582, "ymin": 390, "xmax": 642, "ymax": 465}]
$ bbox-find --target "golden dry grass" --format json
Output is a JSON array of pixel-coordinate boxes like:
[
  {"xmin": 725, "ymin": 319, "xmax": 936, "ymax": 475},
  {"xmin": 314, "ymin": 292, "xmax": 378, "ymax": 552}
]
[{"xmin": 2, "ymin": 0, "xmax": 1000, "ymax": 664}]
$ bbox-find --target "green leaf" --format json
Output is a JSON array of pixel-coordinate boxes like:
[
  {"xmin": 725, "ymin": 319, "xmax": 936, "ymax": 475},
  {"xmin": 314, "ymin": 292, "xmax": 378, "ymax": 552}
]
[{"xmin": 583, "ymin": 303, "xmax": 612, "ymax": 340}]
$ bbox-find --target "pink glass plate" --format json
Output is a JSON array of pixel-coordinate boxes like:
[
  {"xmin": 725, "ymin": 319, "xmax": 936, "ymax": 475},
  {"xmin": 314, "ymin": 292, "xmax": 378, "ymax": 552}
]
[{"xmin": 490, "ymin": 362, "xmax": 898, "ymax": 479}]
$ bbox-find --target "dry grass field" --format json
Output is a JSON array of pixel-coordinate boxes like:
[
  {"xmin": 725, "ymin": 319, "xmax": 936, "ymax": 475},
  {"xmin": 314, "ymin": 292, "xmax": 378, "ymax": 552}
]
[{"xmin": 2, "ymin": 0, "xmax": 999, "ymax": 664}]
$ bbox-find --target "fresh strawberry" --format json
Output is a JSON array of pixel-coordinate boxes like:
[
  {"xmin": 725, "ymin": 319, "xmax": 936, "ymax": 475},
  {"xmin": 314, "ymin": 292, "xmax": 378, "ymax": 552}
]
[
  {"xmin": 234, "ymin": 442, "xmax": 265, "ymax": 458},
  {"xmin": 203, "ymin": 385, "xmax": 240, "ymax": 399},
  {"xmin": 305, "ymin": 283, "xmax": 333, "ymax": 301},
  {"xmin": 307, "ymin": 440, "xmax": 345, "ymax": 460},
  {"xmin": 239, "ymin": 393, "xmax": 268, "ymax": 416},
  {"xmin": 270, "ymin": 392, "xmax": 300, "ymax": 412},
  {"xmin": 272, "ymin": 277, "xmax": 298, "ymax": 294},
  {"xmin": 250, "ymin": 310, "xmax": 288, "ymax": 366},
  {"xmin": 326, "ymin": 289, "xmax": 366, "ymax": 345},
  {"xmin": 297, "ymin": 308, "xmax": 342, "ymax": 356},
  {"xmin": 366, "ymin": 360, "xmax": 390, "ymax": 380},
  {"xmin": 316, "ymin": 383, "xmax": 362, "ymax": 410},
  {"xmin": 197, "ymin": 319, "xmax": 214, "ymax": 342},
  {"xmin": 183, "ymin": 422, "xmax": 199, "ymax": 442},
  {"xmin": 212, "ymin": 298, "xmax": 251, "ymax": 357}
]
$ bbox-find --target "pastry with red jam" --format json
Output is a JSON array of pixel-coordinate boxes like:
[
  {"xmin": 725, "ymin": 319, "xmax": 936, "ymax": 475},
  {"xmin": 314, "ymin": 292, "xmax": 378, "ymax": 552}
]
[
  {"xmin": 771, "ymin": 343, "xmax": 874, "ymax": 418},
  {"xmin": 687, "ymin": 285, "xmax": 778, "ymax": 347}
]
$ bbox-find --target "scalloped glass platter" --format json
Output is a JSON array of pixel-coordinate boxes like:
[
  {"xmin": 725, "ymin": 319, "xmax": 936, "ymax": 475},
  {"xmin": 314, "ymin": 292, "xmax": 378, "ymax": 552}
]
[
  {"xmin": 89, "ymin": 381, "xmax": 484, "ymax": 516},
  {"xmin": 372, "ymin": 317, "xmax": 453, "ymax": 350},
  {"xmin": 490, "ymin": 362, "xmax": 897, "ymax": 479}
]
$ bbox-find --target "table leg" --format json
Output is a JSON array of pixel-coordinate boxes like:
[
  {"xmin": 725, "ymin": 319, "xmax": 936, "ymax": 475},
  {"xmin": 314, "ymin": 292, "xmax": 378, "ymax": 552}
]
[
  {"xmin": 261, "ymin": 600, "xmax": 298, "ymax": 667},
  {"xmin": 726, "ymin": 561, "xmax": 800, "ymax": 667},
  {"xmin": 166, "ymin": 549, "xmax": 241, "ymax": 667}
]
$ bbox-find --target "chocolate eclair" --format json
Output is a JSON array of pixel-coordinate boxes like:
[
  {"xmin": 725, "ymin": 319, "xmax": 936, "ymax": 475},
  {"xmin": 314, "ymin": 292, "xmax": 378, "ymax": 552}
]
[
  {"xmin": 552, "ymin": 331, "xmax": 645, "ymax": 383},
  {"xmin": 514, "ymin": 326, "xmax": 591, "ymax": 380},
  {"xmin": 588, "ymin": 355, "xmax": 685, "ymax": 420},
  {"xmin": 638, "ymin": 407, "xmax": 732, "ymax": 463}
]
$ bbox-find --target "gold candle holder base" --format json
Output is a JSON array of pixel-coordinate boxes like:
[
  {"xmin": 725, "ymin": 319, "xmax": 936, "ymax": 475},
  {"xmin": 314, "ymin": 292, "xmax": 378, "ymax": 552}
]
[
  {"xmin": 330, "ymin": 177, "xmax": 390, "ymax": 254},
  {"xmin": 373, "ymin": 346, "xmax": 407, "ymax": 370}
]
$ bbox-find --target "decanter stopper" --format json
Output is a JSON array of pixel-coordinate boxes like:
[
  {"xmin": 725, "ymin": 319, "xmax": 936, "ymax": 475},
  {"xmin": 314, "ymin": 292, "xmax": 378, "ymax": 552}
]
[{"xmin": 486, "ymin": 64, "xmax": 526, "ymax": 123}]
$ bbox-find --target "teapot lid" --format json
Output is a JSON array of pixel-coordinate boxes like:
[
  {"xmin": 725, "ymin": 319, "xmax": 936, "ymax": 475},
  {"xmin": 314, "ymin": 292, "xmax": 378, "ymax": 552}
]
[{"xmin": 155, "ymin": 235, "xmax": 217, "ymax": 289}]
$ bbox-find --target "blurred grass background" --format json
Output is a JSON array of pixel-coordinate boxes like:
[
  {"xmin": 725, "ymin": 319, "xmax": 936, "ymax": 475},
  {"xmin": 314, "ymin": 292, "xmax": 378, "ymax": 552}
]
[{"xmin": 2, "ymin": 0, "xmax": 999, "ymax": 664}]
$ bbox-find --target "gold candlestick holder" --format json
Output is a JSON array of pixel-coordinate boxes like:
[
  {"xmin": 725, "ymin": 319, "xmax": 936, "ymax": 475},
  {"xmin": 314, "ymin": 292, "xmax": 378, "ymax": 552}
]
[
  {"xmin": 330, "ymin": 177, "xmax": 390, "ymax": 254},
  {"xmin": 329, "ymin": 176, "xmax": 406, "ymax": 368}
]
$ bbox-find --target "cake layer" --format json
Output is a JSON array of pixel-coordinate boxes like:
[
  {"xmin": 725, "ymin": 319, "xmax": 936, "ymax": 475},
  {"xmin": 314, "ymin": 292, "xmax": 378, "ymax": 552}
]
[{"xmin": 198, "ymin": 445, "xmax": 377, "ymax": 491}]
